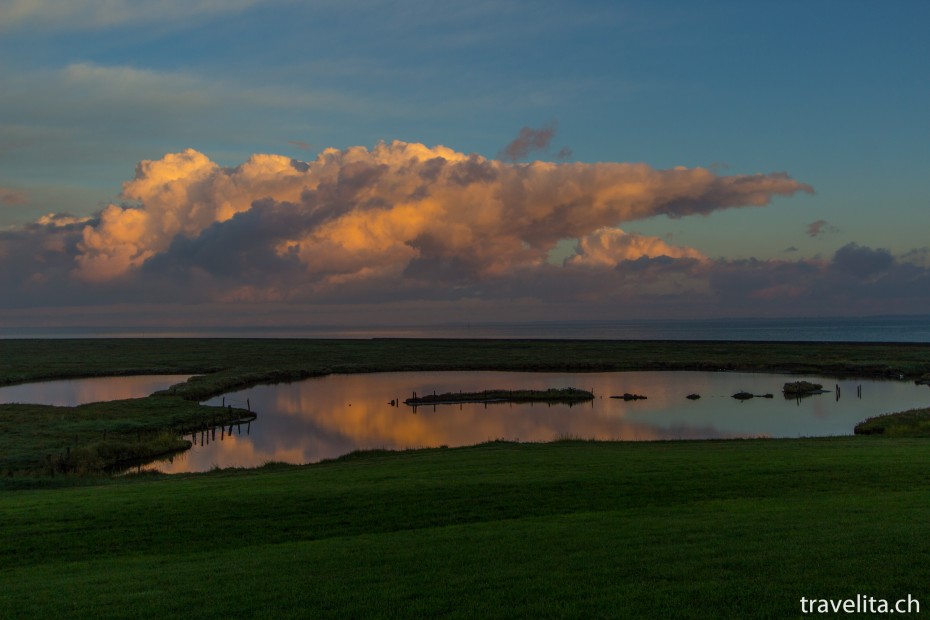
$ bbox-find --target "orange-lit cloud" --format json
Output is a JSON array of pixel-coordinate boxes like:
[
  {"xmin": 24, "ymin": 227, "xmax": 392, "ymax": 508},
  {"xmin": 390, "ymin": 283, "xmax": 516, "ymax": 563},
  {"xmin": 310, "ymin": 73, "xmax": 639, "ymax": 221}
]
[
  {"xmin": 72, "ymin": 141, "xmax": 811, "ymax": 287},
  {"xmin": 12, "ymin": 141, "xmax": 929, "ymax": 320},
  {"xmin": 567, "ymin": 227, "xmax": 705, "ymax": 267}
]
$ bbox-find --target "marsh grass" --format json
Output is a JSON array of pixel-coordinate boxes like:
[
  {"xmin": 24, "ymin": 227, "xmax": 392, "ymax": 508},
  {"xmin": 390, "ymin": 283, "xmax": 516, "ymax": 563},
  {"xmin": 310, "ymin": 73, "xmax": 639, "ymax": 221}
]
[
  {"xmin": 0, "ymin": 396, "xmax": 253, "ymax": 476},
  {"xmin": 855, "ymin": 407, "xmax": 930, "ymax": 436},
  {"xmin": 4, "ymin": 339, "xmax": 930, "ymax": 391}
]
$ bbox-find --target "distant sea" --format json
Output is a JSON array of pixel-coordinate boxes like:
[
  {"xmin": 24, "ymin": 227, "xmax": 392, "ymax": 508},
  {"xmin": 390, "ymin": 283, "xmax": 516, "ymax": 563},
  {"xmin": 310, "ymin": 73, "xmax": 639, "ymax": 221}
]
[{"xmin": 4, "ymin": 316, "xmax": 930, "ymax": 342}]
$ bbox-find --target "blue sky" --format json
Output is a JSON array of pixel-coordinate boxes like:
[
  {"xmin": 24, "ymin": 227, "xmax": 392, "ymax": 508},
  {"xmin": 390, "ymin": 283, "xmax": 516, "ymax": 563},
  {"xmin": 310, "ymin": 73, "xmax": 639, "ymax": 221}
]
[{"xmin": 1, "ymin": 1, "xmax": 928, "ymax": 326}]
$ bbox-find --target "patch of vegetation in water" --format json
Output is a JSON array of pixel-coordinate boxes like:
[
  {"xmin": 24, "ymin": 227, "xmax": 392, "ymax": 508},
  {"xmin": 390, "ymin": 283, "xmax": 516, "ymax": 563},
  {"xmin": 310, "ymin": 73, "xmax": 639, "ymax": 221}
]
[
  {"xmin": 404, "ymin": 387, "xmax": 593, "ymax": 405},
  {"xmin": 732, "ymin": 391, "xmax": 774, "ymax": 400},
  {"xmin": 610, "ymin": 393, "xmax": 647, "ymax": 401},
  {"xmin": 783, "ymin": 381, "xmax": 826, "ymax": 395}
]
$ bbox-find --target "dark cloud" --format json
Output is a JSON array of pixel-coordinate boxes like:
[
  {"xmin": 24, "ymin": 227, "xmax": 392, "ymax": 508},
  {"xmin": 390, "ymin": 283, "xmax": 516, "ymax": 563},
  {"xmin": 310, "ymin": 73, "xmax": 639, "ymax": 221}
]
[
  {"xmin": 0, "ymin": 222, "xmax": 87, "ymax": 307},
  {"xmin": 659, "ymin": 172, "xmax": 814, "ymax": 219},
  {"xmin": 290, "ymin": 159, "xmax": 310, "ymax": 172},
  {"xmin": 832, "ymin": 243, "xmax": 893, "ymax": 278},
  {"xmin": 141, "ymin": 199, "xmax": 306, "ymax": 282},
  {"xmin": 498, "ymin": 121, "xmax": 557, "ymax": 162},
  {"xmin": 448, "ymin": 154, "xmax": 498, "ymax": 186},
  {"xmin": 807, "ymin": 219, "xmax": 838, "ymax": 238},
  {"xmin": 417, "ymin": 157, "xmax": 447, "ymax": 182}
]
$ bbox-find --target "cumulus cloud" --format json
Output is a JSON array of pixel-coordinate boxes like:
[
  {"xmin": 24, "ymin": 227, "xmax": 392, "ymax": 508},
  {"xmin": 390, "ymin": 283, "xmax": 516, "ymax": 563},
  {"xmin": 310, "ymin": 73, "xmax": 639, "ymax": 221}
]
[
  {"xmin": 567, "ymin": 228, "xmax": 705, "ymax": 268},
  {"xmin": 0, "ymin": 213, "xmax": 88, "ymax": 302},
  {"xmin": 68, "ymin": 141, "xmax": 811, "ymax": 289},
  {"xmin": 30, "ymin": 140, "xmax": 930, "ymax": 321},
  {"xmin": 832, "ymin": 242, "xmax": 893, "ymax": 279},
  {"xmin": 807, "ymin": 219, "xmax": 838, "ymax": 238}
]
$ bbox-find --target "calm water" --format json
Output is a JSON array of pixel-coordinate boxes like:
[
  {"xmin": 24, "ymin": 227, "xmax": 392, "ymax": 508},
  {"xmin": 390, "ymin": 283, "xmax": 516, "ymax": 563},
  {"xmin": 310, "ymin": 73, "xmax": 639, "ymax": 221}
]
[
  {"xmin": 145, "ymin": 371, "xmax": 930, "ymax": 473},
  {"xmin": 0, "ymin": 375, "xmax": 193, "ymax": 406}
]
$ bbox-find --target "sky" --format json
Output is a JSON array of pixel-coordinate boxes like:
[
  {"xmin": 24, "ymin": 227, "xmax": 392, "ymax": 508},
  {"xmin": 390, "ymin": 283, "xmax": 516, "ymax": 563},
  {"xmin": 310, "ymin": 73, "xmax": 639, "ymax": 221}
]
[{"xmin": 1, "ymin": 0, "xmax": 929, "ymax": 329}]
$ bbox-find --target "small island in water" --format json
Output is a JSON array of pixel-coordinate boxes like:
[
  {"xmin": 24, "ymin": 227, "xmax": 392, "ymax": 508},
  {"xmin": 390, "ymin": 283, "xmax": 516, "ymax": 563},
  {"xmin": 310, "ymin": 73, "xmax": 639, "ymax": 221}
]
[
  {"xmin": 782, "ymin": 381, "xmax": 828, "ymax": 396},
  {"xmin": 404, "ymin": 387, "xmax": 594, "ymax": 406}
]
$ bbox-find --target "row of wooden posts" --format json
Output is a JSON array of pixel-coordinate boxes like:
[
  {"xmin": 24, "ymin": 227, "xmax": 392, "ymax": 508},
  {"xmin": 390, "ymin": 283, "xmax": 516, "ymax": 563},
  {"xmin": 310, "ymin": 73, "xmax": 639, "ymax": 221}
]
[{"xmin": 834, "ymin": 384, "xmax": 863, "ymax": 401}]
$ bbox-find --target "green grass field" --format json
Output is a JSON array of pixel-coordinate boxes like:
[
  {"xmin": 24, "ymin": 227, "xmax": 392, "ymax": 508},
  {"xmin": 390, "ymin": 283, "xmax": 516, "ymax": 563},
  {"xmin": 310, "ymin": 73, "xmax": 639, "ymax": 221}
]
[
  {"xmin": 2, "ymin": 339, "xmax": 930, "ymax": 617},
  {"xmin": 2, "ymin": 438, "xmax": 929, "ymax": 618}
]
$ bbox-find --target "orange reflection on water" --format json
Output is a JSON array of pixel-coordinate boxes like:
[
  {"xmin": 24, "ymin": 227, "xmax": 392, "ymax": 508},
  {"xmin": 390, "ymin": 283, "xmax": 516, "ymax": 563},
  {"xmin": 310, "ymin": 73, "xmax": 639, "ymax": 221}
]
[
  {"xmin": 143, "ymin": 370, "xmax": 929, "ymax": 474},
  {"xmin": 0, "ymin": 375, "xmax": 193, "ymax": 406},
  {"xmin": 151, "ymin": 433, "xmax": 308, "ymax": 473}
]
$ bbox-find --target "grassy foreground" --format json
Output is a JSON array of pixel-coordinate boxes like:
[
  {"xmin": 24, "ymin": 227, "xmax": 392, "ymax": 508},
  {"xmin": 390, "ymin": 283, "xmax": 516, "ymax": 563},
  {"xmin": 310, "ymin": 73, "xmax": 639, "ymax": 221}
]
[{"xmin": 2, "ymin": 438, "xmax": 930, "ymax": 618}]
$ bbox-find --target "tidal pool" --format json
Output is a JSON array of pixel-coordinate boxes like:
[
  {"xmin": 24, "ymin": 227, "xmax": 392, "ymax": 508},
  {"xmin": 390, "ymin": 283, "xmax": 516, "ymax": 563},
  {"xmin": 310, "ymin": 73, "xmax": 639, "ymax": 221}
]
[
  {"xmin": 0, "ymin": 375, "xmax": 193, "ymax": 406},
  {"xmin": 147, "ymin": 371, "xmax": 930, "ymax": 473}
]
